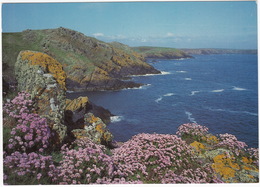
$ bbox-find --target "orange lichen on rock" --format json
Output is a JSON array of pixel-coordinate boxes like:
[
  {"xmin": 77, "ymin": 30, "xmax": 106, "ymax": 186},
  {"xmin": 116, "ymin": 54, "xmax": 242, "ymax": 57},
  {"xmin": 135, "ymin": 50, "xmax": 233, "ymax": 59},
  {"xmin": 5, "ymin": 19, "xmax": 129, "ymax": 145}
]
[
  {"xmin": 190, "ymin": 141, "xmax": 206, "ymax": 153},
  {"xmin": 242, "ymin": 157, "xmax": 253, "ymax": 164},
  {"xmin": 206, "ymin": 135, "xmax": 219, "ymax": 145},
  {"xmin": 95, "ymin": 123, "xmax": 105, "ymax": 133},
  {"xmin": 90, "ymin": 115, "xmax": 99, "ymax": 123},
  {"xmin": 65, "ymin": 97, "xmax": 89, "ymax": 111},
  {"xmin": 212, "ymin": 154, "xmax": 240, "ymax": 180},
  {"xmin": 20, "ymin": 51, "xmax": 66, "ymax": 89}
]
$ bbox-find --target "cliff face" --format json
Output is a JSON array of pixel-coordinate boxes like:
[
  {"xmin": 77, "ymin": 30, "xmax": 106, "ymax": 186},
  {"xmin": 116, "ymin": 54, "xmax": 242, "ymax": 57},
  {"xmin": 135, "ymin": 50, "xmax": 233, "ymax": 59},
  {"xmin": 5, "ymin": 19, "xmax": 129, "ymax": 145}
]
[
  {"xmin": 132, "ymin": 46, "xmax": 193, "ymax": 60},
  {"xmin": 14, "ymin": 50, "xmax": 114, "ymax": 147},
  {"xmin": 3, "ymin": 27, "xmax": 160, "ymax": 91}
]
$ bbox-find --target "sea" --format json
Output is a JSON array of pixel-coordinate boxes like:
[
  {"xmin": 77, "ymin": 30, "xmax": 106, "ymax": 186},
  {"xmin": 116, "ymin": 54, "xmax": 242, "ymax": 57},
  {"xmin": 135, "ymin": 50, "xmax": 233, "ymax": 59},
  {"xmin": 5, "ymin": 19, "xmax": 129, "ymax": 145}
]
[{"xmin": 68, "ymin": 54, "xmax": 258, "ymax": 148}]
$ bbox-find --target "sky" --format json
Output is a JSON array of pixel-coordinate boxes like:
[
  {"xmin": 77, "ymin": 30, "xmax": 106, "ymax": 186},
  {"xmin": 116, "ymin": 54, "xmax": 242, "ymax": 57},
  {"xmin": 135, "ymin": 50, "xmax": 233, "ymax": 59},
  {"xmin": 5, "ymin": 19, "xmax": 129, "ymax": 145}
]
[{"xmin": 2, "ymin": 1, "xmax": 258, "ymax": 49}]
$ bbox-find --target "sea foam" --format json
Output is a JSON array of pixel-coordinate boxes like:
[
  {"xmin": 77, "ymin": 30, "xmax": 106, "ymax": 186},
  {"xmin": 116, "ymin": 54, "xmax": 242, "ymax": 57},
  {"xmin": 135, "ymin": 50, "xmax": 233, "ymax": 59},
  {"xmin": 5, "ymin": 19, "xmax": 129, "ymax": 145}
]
[
  {"xmin": 190, "ymin": 91, "xmax": 200, "ymax": 96},
  {"xmin": 176, "ymin": 71, "xmax": 187, "ymax": 73},
  {"xmin": 130, "ymin": 71, "xmax": 170, "ymax": 77},
  {"xmin": 163, "ymin": 93, "xmax": 175, "ymax": 97},
  {"xmin": 206, "ymin": 107, "xmax": 258, "ymax": 116},
  {"xmin": 211, "ymin": 89, "xmax": 224, "ymax": 93},
  {"xmin": 185, "ymin": 111, "xmax": 197, "ymax": 123},
  {"xmin": 232, "ymin": 86, "xmax": 247, "ymax": 91},
  {"xmin": 110, "ymin": 116, "xmax": 124, "ymax": 123},
  {"xmin": 155, "ymin": 97, "xmax": 163, "ymax": 103}
]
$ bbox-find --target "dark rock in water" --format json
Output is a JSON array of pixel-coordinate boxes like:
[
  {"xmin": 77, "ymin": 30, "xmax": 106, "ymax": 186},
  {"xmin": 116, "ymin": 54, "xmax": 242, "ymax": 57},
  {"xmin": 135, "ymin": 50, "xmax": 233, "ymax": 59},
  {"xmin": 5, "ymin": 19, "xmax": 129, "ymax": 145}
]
[{"xmin": 15, "ymin": 50, "xmax": 67, "ymax": 146}]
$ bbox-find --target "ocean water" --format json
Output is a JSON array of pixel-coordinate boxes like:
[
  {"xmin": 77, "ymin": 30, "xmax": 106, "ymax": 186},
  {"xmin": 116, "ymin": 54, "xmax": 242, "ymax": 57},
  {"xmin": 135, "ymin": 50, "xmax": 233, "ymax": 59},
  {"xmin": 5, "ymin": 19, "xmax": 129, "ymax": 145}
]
[{"xmin": 68, "ymin": 54, "xmax": 258, "ymax": 148}]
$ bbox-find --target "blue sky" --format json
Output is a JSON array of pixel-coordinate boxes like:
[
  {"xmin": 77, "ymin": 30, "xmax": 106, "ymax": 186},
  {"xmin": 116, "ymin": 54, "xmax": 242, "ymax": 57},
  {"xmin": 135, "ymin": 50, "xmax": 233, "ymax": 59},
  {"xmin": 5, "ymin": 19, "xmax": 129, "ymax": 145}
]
[{"xmin": 2, "ymin": 1, "xmax": 257, "ymax": 49}]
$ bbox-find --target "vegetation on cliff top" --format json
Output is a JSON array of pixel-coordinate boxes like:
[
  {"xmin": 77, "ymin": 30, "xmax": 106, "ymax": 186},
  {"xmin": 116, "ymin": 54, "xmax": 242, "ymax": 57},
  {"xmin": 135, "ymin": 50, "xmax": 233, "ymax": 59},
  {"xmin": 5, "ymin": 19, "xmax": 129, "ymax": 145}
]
[
  {"xmin": 3, "ymin": 27, "xmax": 159, "ymax": 91},
  {"xmin": 132, "ymin": 46, "xmax": 193, "ymax": 60}
]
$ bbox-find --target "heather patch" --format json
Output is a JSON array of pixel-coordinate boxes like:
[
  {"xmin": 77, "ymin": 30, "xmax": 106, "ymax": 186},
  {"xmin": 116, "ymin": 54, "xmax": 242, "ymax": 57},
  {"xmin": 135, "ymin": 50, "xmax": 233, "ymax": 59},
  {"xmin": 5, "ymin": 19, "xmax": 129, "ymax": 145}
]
[
  {"xmin": 3, "ymin": 92, "xmax": 51, "ymax": 153},
  {"xmin": 176, "ymin": 123, "xmax": 209, "ymax": 142},
  {"xmin": 52, "ymin": 138, "xmax": 114, "ymax": 184},
  {"xmin": 112, "ymin": 133, "xmax": 215, "ymax": 183},
  {"xmin": 3, "ymin": 151, "xmax": 56, "ymax": 185}
]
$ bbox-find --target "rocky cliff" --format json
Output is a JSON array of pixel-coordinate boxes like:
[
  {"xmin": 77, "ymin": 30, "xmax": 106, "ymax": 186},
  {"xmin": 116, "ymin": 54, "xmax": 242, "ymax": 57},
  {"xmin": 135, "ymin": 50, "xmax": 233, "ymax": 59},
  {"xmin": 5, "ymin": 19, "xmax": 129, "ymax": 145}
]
[
  {"xmin": 15, "ymin": 51, "xmax": 68, "ymax": 145},
  {"xmin": 3, "ymin": 27, "xmax": 160, "ymax": 92},
  {"xmin": 14, "ymin": 50, "xmax": 114, "ymax": 147}
]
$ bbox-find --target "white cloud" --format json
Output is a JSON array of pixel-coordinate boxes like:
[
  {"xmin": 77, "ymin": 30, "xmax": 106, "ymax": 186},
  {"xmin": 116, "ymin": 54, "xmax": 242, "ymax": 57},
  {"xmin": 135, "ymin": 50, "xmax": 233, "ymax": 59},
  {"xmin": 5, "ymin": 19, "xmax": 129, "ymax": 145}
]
[
  {"xmin": 92, "ymin": 33, "xmax": 104, "ymax": 37},
  {"xmin": 166, "ymin": 32, "xmax": 174, "ymax": 37}
]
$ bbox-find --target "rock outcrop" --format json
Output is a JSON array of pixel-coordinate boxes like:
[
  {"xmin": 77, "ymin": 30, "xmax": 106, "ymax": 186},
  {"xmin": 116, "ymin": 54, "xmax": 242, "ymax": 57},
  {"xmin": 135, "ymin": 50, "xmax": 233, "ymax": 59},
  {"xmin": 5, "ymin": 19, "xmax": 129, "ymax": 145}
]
[
  {"xmin": 71, "ymin": 113, "xmax": 113, "ymax": 145},
  {"xmin": 15, "ymin": 51, "xmax": 67, "ymax": 146},
  {"xmin": 14, "ymin": 50, "xmax": 114, "ymax": 147},
  {"xmin": 65, "ymin": 97, "xmax": 113, "ymax": 146}
]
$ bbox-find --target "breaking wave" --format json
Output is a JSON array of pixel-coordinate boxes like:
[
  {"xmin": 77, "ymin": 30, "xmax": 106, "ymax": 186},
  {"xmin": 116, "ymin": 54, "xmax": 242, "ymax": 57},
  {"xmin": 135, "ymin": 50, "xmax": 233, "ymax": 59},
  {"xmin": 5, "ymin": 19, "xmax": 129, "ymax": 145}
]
[
  {"xmin": 110, "ymin": 116, "xmax": 124, "ymax": 123},
  {"xmin": 155, "ymin": 97, "xmax": 163, "ymax": 103},
  {"xmin": 205, "ymin": 107, "xmax": 258, "ymax": 116},
  {"xmin": 211, "ymin": 89, "xmax": 224, "ymax": 93},
  {"xmin": 190, "ymin": 91, "xmax": 200, "ymax": 96},
  {"xmin": 163, "ymin": 93, "xmax": 175, "ymax": 97},
  {"xmin": 232, "ymin": 86, "xmax": 247, "ymax": 91}
]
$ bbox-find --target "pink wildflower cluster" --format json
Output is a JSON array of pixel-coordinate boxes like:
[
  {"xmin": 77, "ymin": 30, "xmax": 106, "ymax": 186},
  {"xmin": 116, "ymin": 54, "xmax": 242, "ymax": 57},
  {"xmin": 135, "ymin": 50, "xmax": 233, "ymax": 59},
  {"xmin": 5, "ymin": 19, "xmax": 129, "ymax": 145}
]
[
  {"xmin": 3, "ymin": 92, "xmax": 51, "ymax": 153},
  {"xmin": 176, "ymin": 123, "xmax": 209, "ymax": 141},
  {"xmin": 216, "ymin": 133, "xmax": 247, "ymax": 156},
  {"xmin": 3, "ymin": 91, "xmax": 33, "ymax": 118},
  {"xmin": 52, "ymin": 138, "xmax": 114, "ymax": 184},
  {"xmin": 3, "ymin": 151, "xmax": 56, "ymax": 185},
  {"xmin": 162, "ymin": 166, "xmax": 217, "ymax": 183},
  {"xmin": 7, "ymin": 113, "xmax": 50, "ymax": 153},
  {"xmin": 112, "ymin": 133, "xmax": 214, "ymax": 183}
]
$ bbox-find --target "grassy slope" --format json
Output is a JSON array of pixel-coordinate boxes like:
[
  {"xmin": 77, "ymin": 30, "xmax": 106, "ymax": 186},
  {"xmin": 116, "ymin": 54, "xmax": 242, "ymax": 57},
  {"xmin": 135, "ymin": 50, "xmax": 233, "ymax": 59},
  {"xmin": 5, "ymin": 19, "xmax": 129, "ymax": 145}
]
[
  {"xmin": 3, "ymin": 28, "xmax": 158, "ymax": 90},
  {"xmin": 132, "ymin": 46, "xmax": 192, "ymax": 59}
]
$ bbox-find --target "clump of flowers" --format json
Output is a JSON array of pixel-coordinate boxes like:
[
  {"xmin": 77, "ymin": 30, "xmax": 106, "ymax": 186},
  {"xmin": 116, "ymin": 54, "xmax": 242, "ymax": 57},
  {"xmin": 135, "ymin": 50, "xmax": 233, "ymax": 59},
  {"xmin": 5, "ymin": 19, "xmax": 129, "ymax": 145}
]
[
  {"xmin": 216, "ymin": 133, "xmax": 247, "ymax": 156},
  {"xmin": 3, "ymin": 92, "xmax": 51, "ymax": 153},
  {"xmin": 6, "ymin": 113, "xmax": 51, "ymax": 153},
  {"xmin": 176, "ymin": 123, "xmax": 209, "ymax": 142},
  {"xmin": 3, "ymin": 91, "xmax": 33, "ymax": 119},
  {"xmin": 112, "ymin": 133, "xmax": 215, "ymax": 183},
  {"xmin": 52, "ymin": 137, "xmax": 114, "ymax": 184},
  {"xmin": 3, "ymin": 151, "xmax": 56, "ymax": 185}
]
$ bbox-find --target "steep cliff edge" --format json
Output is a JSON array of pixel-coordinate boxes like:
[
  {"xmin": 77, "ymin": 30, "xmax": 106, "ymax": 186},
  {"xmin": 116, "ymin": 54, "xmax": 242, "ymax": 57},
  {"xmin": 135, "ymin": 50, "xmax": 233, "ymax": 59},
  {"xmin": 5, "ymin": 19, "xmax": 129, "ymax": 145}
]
[{"xmin": 3, "ymin": 27, "xmax": 160, "ymax": 92}]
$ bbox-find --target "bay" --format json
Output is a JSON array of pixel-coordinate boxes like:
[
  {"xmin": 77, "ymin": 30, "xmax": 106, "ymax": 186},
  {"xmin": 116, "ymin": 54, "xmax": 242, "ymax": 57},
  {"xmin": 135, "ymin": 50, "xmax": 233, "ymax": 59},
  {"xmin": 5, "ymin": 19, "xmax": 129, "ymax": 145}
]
[{"xmin": 68, "ymin": 54, "xmax": 258, "ymax": 148}]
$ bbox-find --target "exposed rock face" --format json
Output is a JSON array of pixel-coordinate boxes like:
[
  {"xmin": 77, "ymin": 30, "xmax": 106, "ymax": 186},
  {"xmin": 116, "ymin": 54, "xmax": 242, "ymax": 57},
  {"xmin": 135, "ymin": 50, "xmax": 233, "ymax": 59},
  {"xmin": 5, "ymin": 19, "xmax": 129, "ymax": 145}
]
[
  {"xmin": 65, "ymin": 97, "xmax": 113, "ymax": 146},
  {"xmin": 15, "ymin": 50, "xmax": 67, "ymax": 145},
  {"xmin": 71, "ymin": 113, "xmax": 113, "ymax": 145}
]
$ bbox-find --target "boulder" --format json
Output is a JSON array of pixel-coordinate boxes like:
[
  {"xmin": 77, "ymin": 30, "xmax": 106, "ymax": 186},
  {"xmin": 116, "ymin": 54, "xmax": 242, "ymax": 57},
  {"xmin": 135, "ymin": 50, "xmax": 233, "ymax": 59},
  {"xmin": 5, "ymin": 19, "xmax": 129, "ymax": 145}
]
[
  {"xmin": 15, "ymin": 50, "xmax": 67, "ymax": 146},
  {"xmin": 71, "ymin": 113, "xmax": 113, "ymax": 145},
  {"xmin": 65, "ymin": 97, "xmax": 113, "ymax": 146}
]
